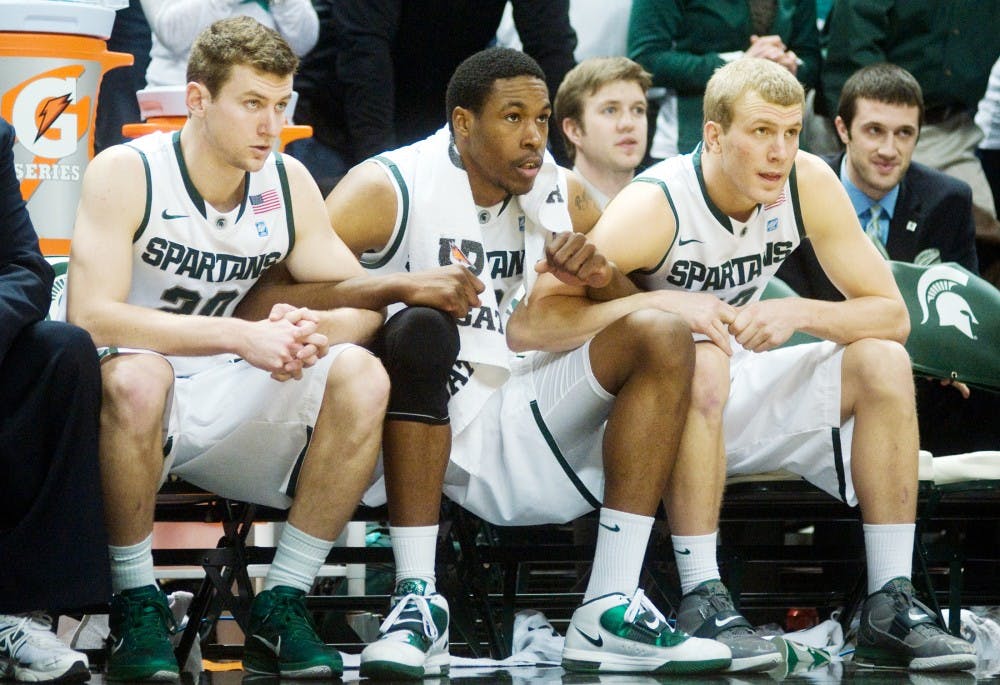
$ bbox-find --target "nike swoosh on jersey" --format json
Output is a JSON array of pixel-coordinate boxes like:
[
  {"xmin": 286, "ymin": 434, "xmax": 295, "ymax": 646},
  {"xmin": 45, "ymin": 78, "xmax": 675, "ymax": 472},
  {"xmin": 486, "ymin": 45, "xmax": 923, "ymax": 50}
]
[
  {"xmin": 161, "ymin": 209, "xmax": 188, "ymax": 220},
  {"xmin": 599, "ymin": 523, "xmax": 621, "ymax": 532},
  {"xmin": 714, "ymin": 615, "xmax": 743, "ymax": 628},
  {"xmin": 575, "ymin": 626, "xmax": 604, "ymax": 647},
  {"xmin": 674, "ymin": 547, "xmax": 692, "ymax": 555},
  {"xmin": 678, "ymin": 237, "xmax": 703, "ymax": 246}
]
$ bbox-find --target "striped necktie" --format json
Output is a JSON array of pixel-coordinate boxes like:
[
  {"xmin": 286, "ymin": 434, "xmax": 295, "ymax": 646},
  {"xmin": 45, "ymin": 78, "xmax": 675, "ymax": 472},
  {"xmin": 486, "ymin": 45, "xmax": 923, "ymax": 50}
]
[{"xmin": 864, "ymin": 204, "xmax": 889, "ymax": 259}]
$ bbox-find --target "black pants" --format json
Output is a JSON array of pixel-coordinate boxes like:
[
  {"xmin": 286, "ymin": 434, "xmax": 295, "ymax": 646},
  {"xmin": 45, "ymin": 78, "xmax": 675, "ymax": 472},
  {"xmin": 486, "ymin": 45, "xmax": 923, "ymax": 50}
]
[{"xmin": 0, "ymin": 321, "xmax": 110, "ymax": 613}]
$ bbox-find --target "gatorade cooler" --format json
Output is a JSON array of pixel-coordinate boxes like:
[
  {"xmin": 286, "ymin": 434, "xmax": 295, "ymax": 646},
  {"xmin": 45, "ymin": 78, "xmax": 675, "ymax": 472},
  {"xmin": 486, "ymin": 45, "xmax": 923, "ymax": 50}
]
[{"xmin": 0, "ymin": 0, "xmax": 131, "ymax": 254}]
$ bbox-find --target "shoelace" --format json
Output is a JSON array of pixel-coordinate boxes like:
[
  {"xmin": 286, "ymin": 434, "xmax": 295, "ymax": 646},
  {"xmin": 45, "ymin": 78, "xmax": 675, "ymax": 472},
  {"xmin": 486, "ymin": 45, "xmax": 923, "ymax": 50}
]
[
  {"xmin": 379, "ymin": 594, "xmax": 439, "ymax": 642},
  {"xmin": 0, "ymin": 613, "xmax": 66, "ymax": 657},
  {"xmin": 704, "ymin": 591, "xmax": 755, "ymax": 637},
  {"xmin": 125, "ymin": 595, "xmax": 177, "ymax": 641},
  {"xmin": 266, "ymin": 595, "xmax": 320, "ymax": 641},
  {"xmin": 622, "ymin": 589, "xmax": 669, "ymax": 632},
  {"xmin": 889, "ymin": 587, "xmax": 947, "ymax": 637}
]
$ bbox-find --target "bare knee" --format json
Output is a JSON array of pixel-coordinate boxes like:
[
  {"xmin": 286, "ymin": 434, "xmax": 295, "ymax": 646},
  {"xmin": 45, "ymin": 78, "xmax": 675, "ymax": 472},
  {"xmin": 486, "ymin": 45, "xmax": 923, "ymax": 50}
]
[
  {"xmin": 101, "ymin": 354, "xmax": 174, "ymax": 433},
  {"xmin": 843, "ymin": 338, "xmax": 915, "ymax": 407},
  {"xmin": 689, "ymin": 343, "xmax": 731, "ymax": 420},
  {"xmin": 326, "ymin": 347, "xmax": 390, "ymax": 431},
  {"xmin": 592, "ymin": 309, "xmax": 694, "ymax": 391}
]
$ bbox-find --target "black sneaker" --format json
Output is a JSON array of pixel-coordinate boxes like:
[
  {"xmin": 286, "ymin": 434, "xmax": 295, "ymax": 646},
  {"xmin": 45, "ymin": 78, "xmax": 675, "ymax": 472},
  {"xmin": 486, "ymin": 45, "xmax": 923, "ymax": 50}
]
[
  {"xmin": 855, "ymin": 577, "xmax": 976, "ymax": 671},
  {"xmin": 676, "ymin": 580, "xmax": 782, "ymax": 673}
]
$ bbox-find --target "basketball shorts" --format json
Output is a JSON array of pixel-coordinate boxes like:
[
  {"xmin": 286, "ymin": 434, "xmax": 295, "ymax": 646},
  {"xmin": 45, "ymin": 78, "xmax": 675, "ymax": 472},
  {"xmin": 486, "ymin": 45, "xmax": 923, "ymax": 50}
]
[
  {"xmin": 724, "ymin": 340, "xmax": 857, "ymax": 505},
  {"xmin": 101, "ymin": 344, "xmax": 359, "ymax": 510},
  {"xmin": 443, "ymin": 341, "xmax": 614, "ymax": 526}
]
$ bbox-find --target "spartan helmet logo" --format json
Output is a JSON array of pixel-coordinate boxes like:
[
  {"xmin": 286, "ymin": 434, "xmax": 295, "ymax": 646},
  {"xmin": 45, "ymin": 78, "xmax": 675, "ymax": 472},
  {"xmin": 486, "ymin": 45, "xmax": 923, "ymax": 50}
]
[{"xmin": 917, "ymin": 265, "xmax": 978, "ymax": 339}]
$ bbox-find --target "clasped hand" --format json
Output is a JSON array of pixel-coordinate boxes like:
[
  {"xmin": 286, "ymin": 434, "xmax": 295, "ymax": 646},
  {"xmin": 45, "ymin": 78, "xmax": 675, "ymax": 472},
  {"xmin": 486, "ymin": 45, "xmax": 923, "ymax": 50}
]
[{"xmin": 243, "ymin": 304, "xmax": 330, "ymax": 381}]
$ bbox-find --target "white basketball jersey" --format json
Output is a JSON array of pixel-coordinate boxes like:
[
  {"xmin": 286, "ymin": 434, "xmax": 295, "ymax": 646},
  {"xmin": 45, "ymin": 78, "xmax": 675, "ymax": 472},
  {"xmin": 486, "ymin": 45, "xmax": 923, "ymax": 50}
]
[
  {"xmin": 366, "ymin": 154, "xmax": 528, "ymax": 333},
  {"xmin": 126, "ymin": 130, "xmax": 293, "ymax": 374},
  {"xmin": 631, "ymin": 148, "xmax": 804, "ymax": 306}
]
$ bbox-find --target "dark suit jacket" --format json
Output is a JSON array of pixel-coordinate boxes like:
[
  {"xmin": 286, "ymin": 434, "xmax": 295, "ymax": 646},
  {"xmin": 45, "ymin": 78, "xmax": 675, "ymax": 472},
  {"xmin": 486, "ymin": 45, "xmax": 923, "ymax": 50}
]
[
  {"xmin": 0, "ymin": 118, "xmax": 53, "ymax": 365},
  {"xmin": 776, "ymin": 153, "xmax": 979, "ymax": 301},
  {"xmin": 1, "ymin": 117, "xmax": 110, "ymax": 612}
]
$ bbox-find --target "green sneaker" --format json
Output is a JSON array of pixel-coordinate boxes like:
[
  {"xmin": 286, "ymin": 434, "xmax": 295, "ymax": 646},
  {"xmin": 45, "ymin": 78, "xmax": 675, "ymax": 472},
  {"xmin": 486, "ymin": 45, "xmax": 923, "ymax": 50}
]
[
  {"xmin": 243, "ymin": 586, "xmax": 342, "ymax": 679},
  {"xmin": 106, "ymin": 585, "xmax": 179, "ymax": 682}
]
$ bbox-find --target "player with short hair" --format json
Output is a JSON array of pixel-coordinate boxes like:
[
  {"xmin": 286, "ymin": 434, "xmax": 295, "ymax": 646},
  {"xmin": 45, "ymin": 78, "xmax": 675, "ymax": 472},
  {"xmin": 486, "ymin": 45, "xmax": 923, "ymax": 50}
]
[
  {"xmin": 510, "ymin": 57, "xmax": 978, "ymax": 673},
  {"xmin": 67, "ymin": 16, "xmax": 387, "ymax": 681}
]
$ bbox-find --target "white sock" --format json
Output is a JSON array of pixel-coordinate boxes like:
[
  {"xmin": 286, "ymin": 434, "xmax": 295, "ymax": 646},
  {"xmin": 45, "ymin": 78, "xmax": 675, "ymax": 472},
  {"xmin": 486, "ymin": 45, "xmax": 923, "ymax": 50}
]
[
  {"xmin": 109, "ymin": 534, "xmax": 157, "ymax": 594},
  {"xmin": 264, "ymin": 523, "xmax": 334, "ymax": 593},
  {"xmin": 864, "ymin": 522, "xmax": 915, "ymax": 594},
  {"xmin": 584, "ymin": 508, "xmax": 653, "ymax": 602},
  {"xmin": 389, "ymin": 525, "xmax": 438, "ymax": 593},
  {"xmin": 672, "ymin": 531, "xmax": 720, "ymax": 595}
]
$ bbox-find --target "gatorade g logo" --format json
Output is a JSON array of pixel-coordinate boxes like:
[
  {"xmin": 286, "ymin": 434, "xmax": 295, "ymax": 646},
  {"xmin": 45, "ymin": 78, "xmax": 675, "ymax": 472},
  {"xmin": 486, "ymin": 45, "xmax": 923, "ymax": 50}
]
[
  {"xmin": 2, "ymin": 65, "xmax": 91, "ymax": 201},
  {"xmin": 917, "ymin": 264, "xmax": 979, "ymax": 340}
]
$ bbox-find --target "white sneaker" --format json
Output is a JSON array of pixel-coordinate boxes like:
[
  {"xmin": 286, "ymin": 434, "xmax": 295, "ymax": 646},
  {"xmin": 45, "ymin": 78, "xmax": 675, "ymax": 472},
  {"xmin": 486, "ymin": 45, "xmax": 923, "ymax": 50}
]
[
  {"xmin": 0, "ymin": 613, "xmax": 90, "ymax": 682},
  {"xmin": 359, "ymin": 579, "xmax": 450, "ymax": 680},
  {"xmin": 562, "ymin": 590, "xmax": 731, "ymax": 674}
]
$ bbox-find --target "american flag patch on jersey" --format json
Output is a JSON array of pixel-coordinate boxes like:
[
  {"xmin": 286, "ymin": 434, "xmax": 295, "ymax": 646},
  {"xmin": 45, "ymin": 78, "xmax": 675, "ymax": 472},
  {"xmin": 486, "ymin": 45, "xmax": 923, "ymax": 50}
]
[
  {"xmin": 764, "ymin": 190, "xmax": 786, "ymax": 211},
  {"xmin": 250, "ymin": 189, "xmax": 282, "ymax": 214}
]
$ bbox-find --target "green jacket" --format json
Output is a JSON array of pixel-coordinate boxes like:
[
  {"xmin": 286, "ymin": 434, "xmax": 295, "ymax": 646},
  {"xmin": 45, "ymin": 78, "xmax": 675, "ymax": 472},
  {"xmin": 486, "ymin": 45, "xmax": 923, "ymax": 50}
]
[
  {"xmin": 821, "ymin": 0, "xmax": 1000, "ymax": 117},
  {"xmin": 628, "ymin": 0, "xmax": 819, "ymax": 155}
]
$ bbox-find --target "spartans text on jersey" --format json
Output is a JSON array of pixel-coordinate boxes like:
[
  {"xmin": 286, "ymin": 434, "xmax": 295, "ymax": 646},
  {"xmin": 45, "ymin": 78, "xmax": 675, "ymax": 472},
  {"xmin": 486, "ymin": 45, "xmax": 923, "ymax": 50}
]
[{"xmin": 140, "ymin": 237, "xmax": 282, "ymax": 282}]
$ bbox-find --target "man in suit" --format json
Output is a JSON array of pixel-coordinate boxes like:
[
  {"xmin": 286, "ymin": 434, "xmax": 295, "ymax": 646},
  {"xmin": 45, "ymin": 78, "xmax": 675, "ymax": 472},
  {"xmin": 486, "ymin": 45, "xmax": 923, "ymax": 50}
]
[
  {"xmin": 0, "ymin": 117, "xmax": 108, "ymax": 682},
  {"xmin": 778, "ymin": 63, "xmax": 997, "ymax": 455}
]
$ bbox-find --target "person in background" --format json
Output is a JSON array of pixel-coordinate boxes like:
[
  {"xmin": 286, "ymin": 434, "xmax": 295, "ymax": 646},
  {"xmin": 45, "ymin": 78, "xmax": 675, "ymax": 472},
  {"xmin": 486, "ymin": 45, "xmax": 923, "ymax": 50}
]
[
  {"xmin": 288, "ymin": 0, "xmax": 578, "ymax": 194},
  {"xmin": 94, "ymin": 0, "xmax": 152, "ymax": 154},
  {"xmin": 975, "ymin": 56, "xmax": 1000, "ymax": 287},
  {"xmin": 140, "ymin": 0, "xmax": 318, "ymax": 88},
  {"xmin": 820, "ymin": 0, "xmax": 1000, "ymax": 251},
  {"xmin": 628, "ymin": 0, "xmax": 819, "ymax": 161},
  {"xmin": 778, "ymin": 62, "xmax": 999, "ymax": 456},
  {"xmin": 555, "ymin": 56, "xmax": 651, "ymax": 209}
]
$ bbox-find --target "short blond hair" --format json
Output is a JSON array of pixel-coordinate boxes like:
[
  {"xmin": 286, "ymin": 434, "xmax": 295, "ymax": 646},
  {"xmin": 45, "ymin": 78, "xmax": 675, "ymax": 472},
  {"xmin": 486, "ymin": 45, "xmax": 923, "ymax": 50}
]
[{"xmin": 703, "ymin": 58, "xmax": 804, "ymax": 130}]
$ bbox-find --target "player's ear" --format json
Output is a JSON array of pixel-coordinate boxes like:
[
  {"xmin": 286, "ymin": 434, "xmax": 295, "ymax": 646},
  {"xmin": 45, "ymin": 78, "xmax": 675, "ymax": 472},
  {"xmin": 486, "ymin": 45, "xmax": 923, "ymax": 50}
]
[
  {"xmin": 452, "ymin": 106, "xmax": 472, "ymax": 140},
  {"xmin": 186, "ymin": 81, "xmax": 210, "ymax": 118},
  {"xmin": 703, "ymin": 120, "xmax": 722, "ymax": 153}
]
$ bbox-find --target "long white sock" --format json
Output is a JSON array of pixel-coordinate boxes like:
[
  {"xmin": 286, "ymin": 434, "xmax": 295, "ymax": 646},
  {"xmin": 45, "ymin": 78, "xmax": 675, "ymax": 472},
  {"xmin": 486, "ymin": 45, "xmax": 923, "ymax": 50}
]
[
  {"xmin": 108, "ymin": 534, "xmax": 157, "ymax": 594},
  {"xmin": 672, "ymin": 531, "xmax": 720, "ymax": 595},
  {"xmin": 264, "ymin": 523, "xmax": 334, "ymax": 593},
  {"xmin": 389, "ymin": 525, "xmax": 438, "ymax": 592},
  {"xmin": 864, "ymin": 522, "xmax": 915, "ymax": 594},
  {"xmin": 584, "ymin": 508, "xmax": 653, "ymax": 602}
]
